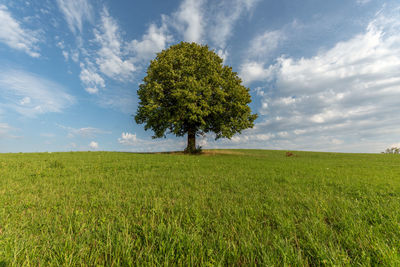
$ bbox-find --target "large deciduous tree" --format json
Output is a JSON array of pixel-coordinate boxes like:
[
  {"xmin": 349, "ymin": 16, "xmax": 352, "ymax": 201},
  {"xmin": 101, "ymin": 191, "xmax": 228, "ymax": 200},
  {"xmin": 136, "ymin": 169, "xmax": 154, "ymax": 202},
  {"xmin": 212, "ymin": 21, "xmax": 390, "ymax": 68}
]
[{"xmin": 135, "ymin": 42, "xmax": 257, "ymax": 153}]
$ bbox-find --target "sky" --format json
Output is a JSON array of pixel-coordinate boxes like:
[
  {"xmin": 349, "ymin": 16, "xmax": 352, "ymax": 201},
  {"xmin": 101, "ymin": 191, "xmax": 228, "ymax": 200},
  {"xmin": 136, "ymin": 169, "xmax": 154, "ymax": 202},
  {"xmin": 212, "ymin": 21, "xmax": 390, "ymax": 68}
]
[{"xmin": 0, "ymin": 0, "xmax": 399, "ymax": 153}]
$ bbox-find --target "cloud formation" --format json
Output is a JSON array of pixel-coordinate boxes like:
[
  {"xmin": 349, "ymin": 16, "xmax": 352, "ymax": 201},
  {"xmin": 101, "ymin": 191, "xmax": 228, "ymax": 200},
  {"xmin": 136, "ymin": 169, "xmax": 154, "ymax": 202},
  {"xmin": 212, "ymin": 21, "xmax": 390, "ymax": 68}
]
[
  {"xmin": 0, "ymin": 123, "xmax": 19, "ymax": 139},
  {"xmin": 57, "ymin": 0, "xmax": 259, "ymax": 100},
  {"xmin": 239, "ymin": 29, "xmax": 285, "ymax": 85},
  {"xmin": 239, "ymin": 62, "xmax": 277, "ymax": 85},
  {"xmin": 0, "ymin": 69, "xmax": 75, "ymax": 116},
  {"xmin": 79, "ymin": 62, "xmax": 106, "ymax": 94},
  {"xmin": 208, "ymin": 0, "xmax": 260, "ymax": 49},
  {"xmin": 356, "ymin": 0, "xmax": 371, "ymax": 5},
  {"xmin": 236, "ymin": 7, "xmax": 400, "ymax": 152},
  {"xmin": 89, "ymin": 141, "xmax": 98, "ymax": 149},
  {"xmin": 129, "ymin": 22, "xmax": 172, "ymax": 62},
  {"xmin": 94, "ymin": 8, "xmax": 135, "ymax": 81},
  {"xmin": 75, "ymin": 7, "xmax": 137, "ymax": 94},
  {"xmin": 0, "ymin": 5, "xmax": 40, "ymax": 57},
  {"xmin": 57, "ymin": 124, "xmax": 111, "ymax": 138},
  {"xmin": 118, "ymin": 132, "xmax": 186, "ymax": 152},
  {"xmin": 118, "ymin": 132, "xmax": 137, "ymax": 145},
  {"xmin": 56, "ymin": 0, "xmax": 93, "ymax": 34},
  {"xmin": 247, "ymin": 30, "xmax": 285, "ymax": 60},
  {"xmin": 172, "ymin": 0, "xmax": 205, "ymax": 43}
]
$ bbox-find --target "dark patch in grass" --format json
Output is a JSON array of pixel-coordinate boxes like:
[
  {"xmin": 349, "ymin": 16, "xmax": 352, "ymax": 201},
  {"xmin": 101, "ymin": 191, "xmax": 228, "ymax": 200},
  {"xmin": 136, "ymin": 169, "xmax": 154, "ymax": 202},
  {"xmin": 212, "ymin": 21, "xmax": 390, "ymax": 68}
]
[{"xmin": 48, "ymin": 160, "xmax": 64, "ymax": 169}]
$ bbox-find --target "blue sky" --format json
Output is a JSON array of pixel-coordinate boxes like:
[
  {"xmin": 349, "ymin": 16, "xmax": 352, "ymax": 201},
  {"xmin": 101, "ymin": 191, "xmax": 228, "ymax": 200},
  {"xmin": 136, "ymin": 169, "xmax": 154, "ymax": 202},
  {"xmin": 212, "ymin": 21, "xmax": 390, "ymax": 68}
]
[{"xmin": 0, "ymin": 0, "xmax": 399, "ymax": 153}]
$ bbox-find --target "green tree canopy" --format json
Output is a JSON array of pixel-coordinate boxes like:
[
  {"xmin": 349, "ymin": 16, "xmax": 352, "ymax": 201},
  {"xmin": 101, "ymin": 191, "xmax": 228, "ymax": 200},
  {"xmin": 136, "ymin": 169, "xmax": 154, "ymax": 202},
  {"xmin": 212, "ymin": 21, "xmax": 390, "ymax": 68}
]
[{"xmin": 135, "ymin": 42, "xmax": 257, "ymax": 153}]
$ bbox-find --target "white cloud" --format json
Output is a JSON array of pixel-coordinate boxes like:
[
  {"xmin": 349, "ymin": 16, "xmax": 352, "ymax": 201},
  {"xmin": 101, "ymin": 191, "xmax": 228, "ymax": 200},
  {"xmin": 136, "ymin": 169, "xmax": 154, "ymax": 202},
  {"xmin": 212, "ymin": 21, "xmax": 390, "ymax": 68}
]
[
  {"xmin": 56, "ymin": 41, "xmax": 65, "ymax": 50},
  {"xmin": 40, "ymin": 133, "xmax": 55, "ymax": 138},
  {"xmin": 69, "ymin": 0, "xmax": 259, "ymax": 98},
  {"xmin": 332, "ymin": 138, "xmax": 344, "ymax": 145},
  {"xmin": 216, "ymin": 49, "xmax": 229, "ymax": 62},
  {"xmin": 71, "ymin": 51, "xmax": 79, "ymax": 63},
  {"xmin": 389, "ymin": 143, "xmax": 400, "ymax": 149},
  {"xmin": 118, "ymin": 132, "xmax": 137, "ymax": 145},
  {"xmin": 239, "ymin": 28, "xmax": 285, "ymax": 84},
  {"xmin": 231, "ymin": 132, "xmax": 275, "ymax": 143},
  {"xmin": 247, "ymin": 30, "xmax": 285, "ymax": 59},
  {"xmin": 208, "ymin": 0, "xmax": 261, "ymax": 49},
  {"xmin": 73, "ymin": 127, "xmax": 109, "ymax": 138},
  {"xmin": 129, "ymin": 22, "xmax": 172, "ymax": 62},
  {"xmin": 173, "ymin": 0, "xmax": 206, "ymax": 43},
  {"xmin": 62, "ymin": 50, "xmax": 69, "ymax": 61},
  {"xmin": 19, "ymin": 96, "xmax": 31, "ymax": 105},
  {"xmin": 89, "ymin": 141, "xmax": 98, "ymax": 150},
  {"xmin": 356, "ymin": 0, "xmax": 371, "ymax": 5},
  {"xmin": 85, "ymin": 87, "xmax": 99, "ymax": 94},
  {"xmin": 0, "ymin": 123, "xmax": 17, "ymax": 139},
  {"xmin": 56, "ymin": 0, "xmax": 93, "ymax": 34},
  {"xmin": 79, "ymin": 62, "xmax": 105, "ymax": 94},
  {"xmin": 117, "ymin": 132, "xmax": 188, "ymax": 152},
  {"xmin": 57, "ymin": 124, "xmax": 110, "ymax": 138},
  {"xmin": 243, "ymin": 7, "xmax": 400, "ymax": 152},
  {"xmin": 0, "ymin": 5, "xmax": 40, "ymax": 57},
  {"xmin": 96, "ymin": 85, "xmax": 138, "ymax": 114},
  {"xmin": 70, "ymin": 142, "xmax": 77, "ymax": 148},
  {"xmin": 239, "ymin": 62, "xmax": 277, "ymax": 85},
  {"xmin": 120, "ymin": 137, "xmax": 186, "ymax": 152},
  {"xmin": 0, "ymin": 69, "xmax": 75, "ymax": 116},
  {"xmin": 94, "ymin": 8, "xmax": 135, "ymax": 81}
]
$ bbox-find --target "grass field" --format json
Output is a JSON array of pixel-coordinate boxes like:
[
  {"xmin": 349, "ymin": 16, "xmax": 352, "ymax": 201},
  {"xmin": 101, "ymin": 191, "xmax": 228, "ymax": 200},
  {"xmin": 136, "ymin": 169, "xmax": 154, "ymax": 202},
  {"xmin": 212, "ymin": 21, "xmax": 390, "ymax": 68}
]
[{"xmin": 0, "ymin": 149, "xmax": 399, "ymax": 265}]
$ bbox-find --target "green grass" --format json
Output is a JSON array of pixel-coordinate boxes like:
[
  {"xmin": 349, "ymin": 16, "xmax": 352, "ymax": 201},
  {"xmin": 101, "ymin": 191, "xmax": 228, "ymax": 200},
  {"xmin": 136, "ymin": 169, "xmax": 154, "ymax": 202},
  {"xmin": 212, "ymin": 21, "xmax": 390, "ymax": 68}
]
[{"xmin": 0, "ymin": 149, "xmax": 399, "ymax": 266}]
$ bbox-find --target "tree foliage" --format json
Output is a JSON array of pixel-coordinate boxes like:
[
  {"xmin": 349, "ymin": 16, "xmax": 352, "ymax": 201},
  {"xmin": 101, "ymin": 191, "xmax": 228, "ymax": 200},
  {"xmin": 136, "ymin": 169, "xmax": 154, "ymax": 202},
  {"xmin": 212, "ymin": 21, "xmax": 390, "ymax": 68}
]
[
  {"xmin": 383, "ymin": 147, "xmax": 400, "ymax": 154},
  {"xmin": 135, "ymin": 42, "xmax": 257, "ymax": 152}
]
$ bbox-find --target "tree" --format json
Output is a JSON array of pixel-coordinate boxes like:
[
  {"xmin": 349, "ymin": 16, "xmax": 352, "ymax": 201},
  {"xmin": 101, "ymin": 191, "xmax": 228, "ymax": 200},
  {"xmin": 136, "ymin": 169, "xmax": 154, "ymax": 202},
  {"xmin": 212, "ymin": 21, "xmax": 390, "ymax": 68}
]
[
  {"xmin": 383, "ymin": 147, "xmax": 400, "ymax": 154},
  {"xmin": 135, "ymin": 42, "xmax": 257, "ymax": 153}
]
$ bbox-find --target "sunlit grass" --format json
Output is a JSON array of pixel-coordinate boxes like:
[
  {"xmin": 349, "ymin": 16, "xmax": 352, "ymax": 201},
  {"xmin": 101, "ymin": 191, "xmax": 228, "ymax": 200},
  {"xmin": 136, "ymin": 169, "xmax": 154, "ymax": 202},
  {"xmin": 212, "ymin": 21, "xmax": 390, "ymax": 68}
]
[{"xmin": 0, "ymin": 150, "xmax": 399, "ymax": 265}]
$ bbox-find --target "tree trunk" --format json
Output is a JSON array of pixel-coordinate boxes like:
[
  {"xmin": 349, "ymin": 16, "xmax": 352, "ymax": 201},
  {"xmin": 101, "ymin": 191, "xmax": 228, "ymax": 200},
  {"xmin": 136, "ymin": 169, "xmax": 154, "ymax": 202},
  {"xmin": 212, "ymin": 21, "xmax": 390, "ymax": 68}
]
[{"xmin": 186, "ymin": 129, "xmax": 196, "ymax": 153}]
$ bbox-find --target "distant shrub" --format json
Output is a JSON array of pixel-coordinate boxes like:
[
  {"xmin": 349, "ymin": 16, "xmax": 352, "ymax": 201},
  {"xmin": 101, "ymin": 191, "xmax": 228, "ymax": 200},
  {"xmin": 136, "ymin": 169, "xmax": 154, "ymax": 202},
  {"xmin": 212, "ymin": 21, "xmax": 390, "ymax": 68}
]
[
  {"xmin": 286, "ymin": 152, "xmax": 295, "ymax": 157},
  {"xmin": 383, "ymin": 147, "xmax": 400, "ymax": 154}
]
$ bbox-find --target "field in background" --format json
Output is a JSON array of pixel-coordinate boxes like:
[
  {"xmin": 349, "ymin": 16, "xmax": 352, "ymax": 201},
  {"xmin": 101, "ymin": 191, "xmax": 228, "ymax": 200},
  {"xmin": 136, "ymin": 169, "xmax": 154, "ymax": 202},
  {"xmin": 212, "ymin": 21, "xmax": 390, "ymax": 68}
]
[{"xmin": 0, "ymin": 150, "xmax": 399, "ymax": 265}]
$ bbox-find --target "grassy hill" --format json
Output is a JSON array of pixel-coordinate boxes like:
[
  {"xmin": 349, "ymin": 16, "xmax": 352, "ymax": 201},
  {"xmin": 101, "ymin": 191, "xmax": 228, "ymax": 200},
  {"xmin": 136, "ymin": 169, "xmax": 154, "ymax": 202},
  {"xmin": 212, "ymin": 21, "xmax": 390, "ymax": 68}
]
[{"xmin": 0, "ymin": 150, "xmax": 399, "ymax": 265}]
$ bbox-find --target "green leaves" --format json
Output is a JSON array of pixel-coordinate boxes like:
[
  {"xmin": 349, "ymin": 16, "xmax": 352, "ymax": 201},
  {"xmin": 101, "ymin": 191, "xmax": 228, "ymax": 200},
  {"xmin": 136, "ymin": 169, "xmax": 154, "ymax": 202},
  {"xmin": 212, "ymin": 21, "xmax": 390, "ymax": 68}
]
[{"xmin": 135, "ymin": 42, "xmax": 257, "ymax": 147}]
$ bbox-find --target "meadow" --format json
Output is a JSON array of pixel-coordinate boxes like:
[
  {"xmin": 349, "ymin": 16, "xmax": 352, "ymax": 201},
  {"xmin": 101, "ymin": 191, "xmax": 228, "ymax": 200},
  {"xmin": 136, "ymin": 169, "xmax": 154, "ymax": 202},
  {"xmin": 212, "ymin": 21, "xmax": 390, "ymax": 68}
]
[{"xmin": 0, "ymin": 149, "xmax": 399, "ymax": 266}]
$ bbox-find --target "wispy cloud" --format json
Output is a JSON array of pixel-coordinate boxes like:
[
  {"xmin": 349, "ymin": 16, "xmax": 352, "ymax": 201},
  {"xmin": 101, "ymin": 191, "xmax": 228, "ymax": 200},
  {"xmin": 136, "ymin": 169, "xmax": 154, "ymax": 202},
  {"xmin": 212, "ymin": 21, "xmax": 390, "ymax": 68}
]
[
  {"xmin": 172, "ymin": 0, "xmax": 206, "ymax": 43},
  {"xmin": 63, "ymin": 0, "xmax": 259, "ymax": 100},
  {"xmin": 208, "ymin": 0, "xmax": 260, "ymax": 49},
  {"xmin": 94, "ymin": 8, "xmax": 135, "ymax": 81},
  {"xmin": 118, "ymin": 132, "xmax": 186, "ymax": 152},
  {"xmin": 0, "ymin": 5, "xmax": 40, "ymax": 57},
  {"xmin": 56, "ymin": 0, "xmax": 93, "ymax": 34},
  {"xmin": 167, "ymin": 0, "xmax": 260, "ymax": 52},
  {"xmin": 247, "ymin": 30, "xmax": 286, "ymax": 60},
  {"xmin": 239, "ymin": 27, "xmax": 286, "ymax": 85},
  {"xmin": 40, "ymin": 133, "xmax": 56, "ymax": 138},
  {"xmin": 57, "ymin": 124, "xmax": 111, "ymax": 138},
  {"xmin": 77, "ymin": 7, "xmax": 136, "ymax": 94},
  {"xmin": 0, "ymin": 69, "xmax": 75, "ymax": 116},
  {"xmin": 356, "ymin": 0, "xmax": 371, "ymax": 5},
  {"xmin": 0, "ymin": 123, "xmax": 19, "ymax": 139},
  {"xmin": 79, "ymin": 61, "xmax": 105, "ymax": 94},
  {"xmin": 95, "ymin": 84, "xmax": 138, "ymax": 114}
]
